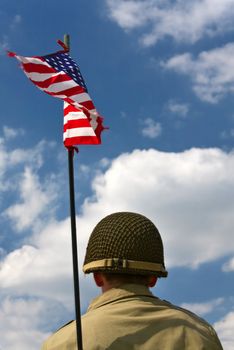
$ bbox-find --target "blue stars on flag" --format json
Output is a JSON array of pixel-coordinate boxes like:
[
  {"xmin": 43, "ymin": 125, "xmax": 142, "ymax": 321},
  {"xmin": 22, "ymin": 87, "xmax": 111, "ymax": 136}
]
[{"xmin": 43, "ymin": 52, "xmax": 88, "ymax": 91}]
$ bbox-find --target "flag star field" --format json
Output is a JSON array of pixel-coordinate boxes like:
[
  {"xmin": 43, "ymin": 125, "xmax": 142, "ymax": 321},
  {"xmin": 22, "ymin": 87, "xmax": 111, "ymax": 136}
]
[
  {"xmin": 44, "ymin": 53, "xmax": 87, "ymax": 90},
  {"xmin": 0, "ymin": 1, "xmax": 234, "ymax": 349}
]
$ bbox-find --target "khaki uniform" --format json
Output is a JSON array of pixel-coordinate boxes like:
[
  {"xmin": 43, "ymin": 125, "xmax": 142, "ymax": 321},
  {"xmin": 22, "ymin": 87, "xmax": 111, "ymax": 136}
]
[{"xmin": 41, "ymin": 284, "xmax": 223, "ymax": 350}]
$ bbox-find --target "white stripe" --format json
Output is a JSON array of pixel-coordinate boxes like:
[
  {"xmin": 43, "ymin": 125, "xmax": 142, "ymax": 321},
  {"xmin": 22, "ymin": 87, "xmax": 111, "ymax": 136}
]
[
  {"xmin": 50, "ymin": 93, "xmax": 67, "ymax": 98},
  {"xmin": 27, "ymin": 71, "xmax": 66, "ymax": 82},
  {"xmin": 90, "ymin": 118, "xmax": 98, "ymax": 130},
  {"xmin": 70, "ymin": 92, "xmax": 91, "ymax": 104},
  {"xmin": 64, "ymin": 111, "xmax": 87, "ymax": 124},
  {"xmin": 16, "ymin": 55, "xmax": 50, "ymax": 66},
  {"xmin": 43, "ymin": 80, "xmax": 77, "ymax": 93},
  {"xmin": 63, "ymin": 127, "xmax": 96, "ymax": 139}
]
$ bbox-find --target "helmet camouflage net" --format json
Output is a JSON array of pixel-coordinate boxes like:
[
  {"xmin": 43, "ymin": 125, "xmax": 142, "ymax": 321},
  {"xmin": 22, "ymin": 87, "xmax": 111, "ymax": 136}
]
[{"xmin": 83, "ymin": 212, "xmax": 168, "ymax": 277}]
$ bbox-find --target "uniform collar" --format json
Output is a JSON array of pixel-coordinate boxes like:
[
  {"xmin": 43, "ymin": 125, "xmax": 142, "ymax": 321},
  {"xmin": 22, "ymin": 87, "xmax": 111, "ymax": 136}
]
[{"xmin": 87, "ymin": 284, "xmax": 155, "ymax": 311}]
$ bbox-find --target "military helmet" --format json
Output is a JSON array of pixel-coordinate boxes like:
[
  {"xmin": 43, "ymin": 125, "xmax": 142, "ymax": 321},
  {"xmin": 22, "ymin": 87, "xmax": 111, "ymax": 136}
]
[{"xmin": 83, "ymin": 212, "xmax": 168, "ymax": 277}]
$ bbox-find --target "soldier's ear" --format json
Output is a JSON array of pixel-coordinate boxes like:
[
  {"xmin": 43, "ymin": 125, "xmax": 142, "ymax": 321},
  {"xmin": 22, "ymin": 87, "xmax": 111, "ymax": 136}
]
[
  {"xmin": 148, "ymin": 276, "xmax": 157, "ymax": 287},
  {"xmin": 93, "ymin": 272, "xmax": 104, "ymax": 287}
]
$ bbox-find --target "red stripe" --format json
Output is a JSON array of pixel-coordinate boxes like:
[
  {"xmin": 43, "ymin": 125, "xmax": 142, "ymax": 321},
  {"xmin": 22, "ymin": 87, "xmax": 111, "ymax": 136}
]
[
  {"xmin": 31, "ymin": 73, "xmax": 72, "ymax": 89},
  {"xmin": 22, "ymin": 62, "xmax": 57, "ymax": 74},
  {"xmin": 78, "ymin": 100, "xmax": 95, "ymax": 111},
  {"xmin": 64, "ymin": 104, "xmax": 81, "ymax": 115},
  {"xmin": 63, "ymin": 119, "xmax": 91, "ymax": 132},
  {"xmin": 64, "ymin": 97, "xmax": 76, "ymax": 105},
  {"xmin": 48, "ymin": 85, "xmax": 86, "ymax": 98},
  {"xmin": 64, "ymin": 135, "xmax": 100, "ymax": 147},
  {"xmin": 64, "ymin": 105, "xmax": 91, "ymax": 119},
  {"xmin": 95, "ymin": 116, "xmax": 105, "ymax": 140}
]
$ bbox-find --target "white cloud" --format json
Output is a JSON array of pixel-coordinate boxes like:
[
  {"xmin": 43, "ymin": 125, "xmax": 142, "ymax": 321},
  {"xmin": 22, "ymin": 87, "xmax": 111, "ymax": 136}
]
[
  {"xmin": 214, "ymin": 312, "xmax": 234, "ymax": 350},
  {"xmin": 80, "ymin": 147, "xmax": 234, "ymax": 268},
  {"xmin": 141, "ymin": 118, "xmax": 162, "ymax": 138},
  {"xmin": 0, "ymin": 132, "xmax": 58, "ymax": 232},
  {"xmin": 180, "ymin": 298, "xmax": 224, "ymax": 317},
  {"xmin": 0, "ymin": 14, "xmax": 22, "ymax": 55},
  {"xmin": 0, "ymin": 136, "xmax": 54, "ymax": 173},
  {"xmin": 105, "ymin": 0, "xmax": 234, "ymax": 46},
  {"xmin": 220, "ymin": 129, "xmax": 234, "ymax": 139},
  {"xmin": 0, "ymin": 219, "xmax": 75, "ymax": 308},
  {"xmin": 167, "ymin": 100, "xmax": 189, "ymax": 117},
  {"xmin": 0, "ymin": 297, "xmax": 52, "ymax": 350},
  {"xmin": 222, "ymin": 257, "xmax": 234, "ymax": 272},
  {"xmin": 0, "ymin": 135, "xmax": 56, "ymax": 194},
  {"xmin": 0, "ymin": 146, "xmax": 234, "ymax": 282},
  {"xmin": 1, "ymin": 147, "xmax": 233, "ymax": 290},
  {"xmin": 3, "ymin": 167, "xmax": 58, "ymax": 232},
  {"xmin": 0, "ymin": 146, "xmax": 234, "ymax": 347},
  {"xmin": 10, "ymin": 14, "xmax": 22, "ymax": 31},
  {"xmin": 79, "ymin": 164, "xmax": 90, "ymax": 176},
  {"xmin": 8, "ymin": 142, "xmax": 48, "ymax": 169},
  {"xmin": 0, "ymin": 35, "xmax": 9, "ymax": 55},
  {"xmin": 3, "ymin": 126, "xmax": 25, "ymax": 140},
  {"xmin": 106, "ymin": 0, "xmax": 148, "ymax": 30},
  {"xmin": 162, "ymin": 43, "xmax": 234, "ymax": 103},
  {"xmin": 0, "ymin": 147, "xmax": 233, "ymax": 305}
]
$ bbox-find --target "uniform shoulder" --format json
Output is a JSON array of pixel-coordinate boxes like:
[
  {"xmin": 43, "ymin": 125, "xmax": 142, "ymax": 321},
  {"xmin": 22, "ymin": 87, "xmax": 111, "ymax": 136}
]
[
  {"xmin": 55, "ymin": 320, "xmax": 75, "ymax": 333},
  {"xmin": 41, "ymin": 321, "xmax": 76, "ymax": 350},
  {"xmin": 162, "ymin": 299, "xmax": 219, "ymax": 337}
]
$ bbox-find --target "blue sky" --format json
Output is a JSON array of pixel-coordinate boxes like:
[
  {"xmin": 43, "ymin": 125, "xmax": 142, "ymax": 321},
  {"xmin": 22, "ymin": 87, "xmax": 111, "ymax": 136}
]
[{"xmin": 0, "ymin": 1, "xmax": 234, "ymax": 349}]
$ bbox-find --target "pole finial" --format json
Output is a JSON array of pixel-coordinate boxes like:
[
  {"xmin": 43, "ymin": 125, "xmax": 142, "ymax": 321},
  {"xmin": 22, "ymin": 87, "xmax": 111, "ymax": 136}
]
[{"xmin": 64, "ymin": 34, "xmax": 70, "ymax": 51}]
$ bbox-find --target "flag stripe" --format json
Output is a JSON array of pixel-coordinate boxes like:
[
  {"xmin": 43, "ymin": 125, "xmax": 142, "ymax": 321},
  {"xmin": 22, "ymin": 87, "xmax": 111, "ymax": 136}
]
[
  {"xmin": 22, "ymin": 62, "xmax": 57, "ymax": 74},
  {"xmin": 16, "ymin": 56, "xmax": 46, "ymax": 65},
  {"xmin": 64, "ymin": 136, "xmax": 100, "ymax": 147},
  {"xmin": 77, "ymin": 100, "xmax": 95, "ymax": 111},
  {"xmin": 63, "ymin": 127, "xmax": 96, "ymax": 137},
  {"xmin": 30, "ymin": 72, "xmax": 71, "ymax": 88},
  {"xmin": 64, "ymin": 112, "xmax": 87, "ymax": 124},
  {"xmin": 38, "ymin": 79, "xmax": 78, "ymax": 93},
  {"xmin": 64, "ymin": 119, "xmax": 92, "ymax": 131},
  {"xmin": 49, "ymin": 85, "xmax": 87, "ymax": 98},
  {"xmin": 26, "ymin": 71, "xmax": 65, "ymax": 82},
  {"xmin": 64, "ymin": 103, "xmax": 81, "ymax": 115}
]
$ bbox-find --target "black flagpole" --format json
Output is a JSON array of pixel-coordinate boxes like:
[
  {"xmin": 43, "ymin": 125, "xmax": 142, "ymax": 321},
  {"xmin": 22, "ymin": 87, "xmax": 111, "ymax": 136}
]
[{"xmin": 64, "ymin": 34, "xmax": 83, "ymax": 350}]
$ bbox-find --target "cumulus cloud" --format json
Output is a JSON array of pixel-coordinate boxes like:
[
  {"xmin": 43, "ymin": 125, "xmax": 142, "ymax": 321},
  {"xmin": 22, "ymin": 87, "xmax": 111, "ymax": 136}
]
[
  {"xmin": 180, "ymin": 298, "xmax": 224, "ymax": 317},
  {"xmin": 214, "ymin": 312, "xmax": 234, "ymax": 350},
  {"xmin": 0, "ymin": 35, "xmax": 9, "ymax": 55},
  {"xmin": 80, "ymin": 147, "xmax": 234, "ymax": 268},
  {"xmin": 1, "ymin": 147, "xmax": 234, "ymax": 291},
  {"xmin": 222, "ymin": 257, "xmax": 234, "ymax": 272},
  {"xmin": 167, "ymin": 100, "xmax": 189, "ymax": 117},
  {"xmin": 0, "ymin": 297, "xmax": 54, "ymax": 350},
  {"xmin": 9, "ymin": 14, "xmax": 22, "ymax": 31},
  {"xmin": 162, "ymin": 43, "xmax": 234, "ymax": 103},
  {"xmin": 3, "ymin": 126, "xmax": 25, "ymax": 140},
  {"xmin": 0, "ymin": 135, "xmax": 55, "ymax": 175},
  {"xmin": 220, "ymin": 129, "xmax": 234, "ymax": 139},
  {"xmin": 0, "ymin": 219, "xmax": 75, "ymax": 308},
  {"xmin": 105, "ymin": 0, "xmax": 234, "ymax": 46},
  {"xmin": 141, "ymin": 118, "xmax": 162, "ymax": 138},
  {"xmin": 0, "ymin": 133, "xmax": 56, "ymax": 194},
  {"xmin": 3, "ymin": 167, "xmax": 58, "ymax": 232},
  {"xmin": 1, "ymin": 146, "xmax": 234, "ymax": 348},
  {"xmin": 0, "ymin": 14, "xmax": 22, "ymax": 54}
]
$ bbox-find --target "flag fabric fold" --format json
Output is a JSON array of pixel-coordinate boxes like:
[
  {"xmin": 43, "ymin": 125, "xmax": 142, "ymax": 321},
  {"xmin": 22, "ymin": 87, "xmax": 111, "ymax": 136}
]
[{"xmin": 8, "ymin": 41, "xmax": 105, "ymax": 147}]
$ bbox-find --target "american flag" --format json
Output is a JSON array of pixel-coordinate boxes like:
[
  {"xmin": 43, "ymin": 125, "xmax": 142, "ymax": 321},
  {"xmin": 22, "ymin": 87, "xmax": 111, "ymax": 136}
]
[{"xmin": 8, "ymin": 41, "xmax": 105, "ymax": 147}]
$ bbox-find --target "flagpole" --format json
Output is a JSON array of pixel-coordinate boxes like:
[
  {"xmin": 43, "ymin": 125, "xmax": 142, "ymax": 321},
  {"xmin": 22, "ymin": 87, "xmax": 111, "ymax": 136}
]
[{"xmin": 64, "ymin": 34, "xmax": 83, "ymax": 350}]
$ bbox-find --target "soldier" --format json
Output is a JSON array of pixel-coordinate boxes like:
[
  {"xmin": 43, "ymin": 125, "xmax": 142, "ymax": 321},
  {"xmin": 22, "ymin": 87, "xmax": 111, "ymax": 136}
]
[{"xmin": 41, "ymin": 212, "xmax": 223, "ymax": 349}]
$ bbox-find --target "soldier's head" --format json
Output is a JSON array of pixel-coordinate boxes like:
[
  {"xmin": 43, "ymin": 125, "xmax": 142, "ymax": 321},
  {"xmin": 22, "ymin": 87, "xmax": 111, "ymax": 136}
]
[{"xmin": 83, "ymin": 212, "xmax": 168, "ymax": 291}]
